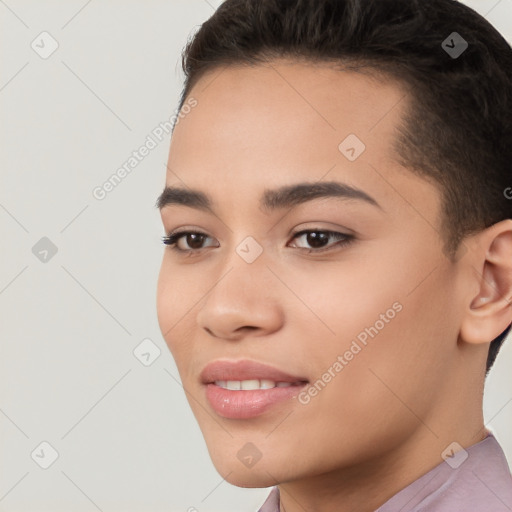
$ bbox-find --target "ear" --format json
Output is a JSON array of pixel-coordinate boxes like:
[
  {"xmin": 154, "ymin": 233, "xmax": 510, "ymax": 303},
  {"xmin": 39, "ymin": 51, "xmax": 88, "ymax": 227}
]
[{"xmin": 459, "ymin": 219, "xmax": 512, "ymax": 345}]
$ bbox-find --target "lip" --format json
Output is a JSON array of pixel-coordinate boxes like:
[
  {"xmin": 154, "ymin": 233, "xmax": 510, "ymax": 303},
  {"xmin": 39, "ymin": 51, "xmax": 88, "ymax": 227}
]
[
  {"xmin": 200, "ymin": 359, "xmax": 309, "ymax": 419},
  {"xmin": 200, "ymin": 359, "xmax": 308, "ymax": 384}
]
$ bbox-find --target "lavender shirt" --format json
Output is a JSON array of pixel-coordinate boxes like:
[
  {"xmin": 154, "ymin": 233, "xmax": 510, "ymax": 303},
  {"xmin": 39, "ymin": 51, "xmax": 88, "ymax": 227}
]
[{"xmin": 257, "ymin": 432, "xmax": 512, "ymax": 511}]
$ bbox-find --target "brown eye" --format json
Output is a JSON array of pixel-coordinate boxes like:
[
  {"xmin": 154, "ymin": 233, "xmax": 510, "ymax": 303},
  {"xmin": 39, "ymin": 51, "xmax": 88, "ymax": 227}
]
[
  {"xmin": 289, "ymin": 229, "xmax": 354, "ymax": 253},
  {"xmin": 162, "ymin": 231, "xmax": 217, "ymax": 252},
  {"xmin": 182, "ymin": 233, "xmax": 207, "ymax": 250}
]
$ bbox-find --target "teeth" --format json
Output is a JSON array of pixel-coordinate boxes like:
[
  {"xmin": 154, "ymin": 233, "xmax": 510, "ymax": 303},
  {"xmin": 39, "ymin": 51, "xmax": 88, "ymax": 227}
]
[
  {"xmin": 241, "ymin": 379, "xmax": 260, "ymax": 390},
  {"xmin": 213, "ymin": 379, "xmax": 297, "ymax": 390},
  {"xmin": 260, "ymin": 379, "xmax": 275, "ymax": 389}
]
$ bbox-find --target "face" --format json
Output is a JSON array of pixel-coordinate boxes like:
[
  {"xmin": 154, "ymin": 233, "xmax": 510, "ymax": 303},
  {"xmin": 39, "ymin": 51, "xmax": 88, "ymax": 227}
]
[{"xmin": 156, "ymin": 60, "xmax": 470, "ymax": 487}]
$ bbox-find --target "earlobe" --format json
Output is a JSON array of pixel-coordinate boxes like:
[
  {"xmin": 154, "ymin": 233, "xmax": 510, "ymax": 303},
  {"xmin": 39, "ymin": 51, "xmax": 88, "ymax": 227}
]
[{"xmin": 459, "ymin": 219, "xmax": 512, "ymax": 345}]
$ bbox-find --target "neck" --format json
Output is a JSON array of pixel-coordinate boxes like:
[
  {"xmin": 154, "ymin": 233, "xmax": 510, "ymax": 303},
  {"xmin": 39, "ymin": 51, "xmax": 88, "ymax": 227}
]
[{"xmin": 278, "ymin": 420, "xmax": 488, "ymax": 512}]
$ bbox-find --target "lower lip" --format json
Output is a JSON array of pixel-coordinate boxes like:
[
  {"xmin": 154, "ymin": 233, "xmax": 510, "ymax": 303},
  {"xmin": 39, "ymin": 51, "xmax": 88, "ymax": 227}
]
[{"xmin": 204, "ymin": 382, "xmax": 308, "ymax": 419}]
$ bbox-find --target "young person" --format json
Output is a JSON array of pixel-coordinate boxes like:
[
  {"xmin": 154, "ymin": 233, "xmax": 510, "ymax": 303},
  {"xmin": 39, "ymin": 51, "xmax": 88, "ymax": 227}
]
[{"xmin": 156, "ymin": 0, "xmax": 512, "ymax": 510}]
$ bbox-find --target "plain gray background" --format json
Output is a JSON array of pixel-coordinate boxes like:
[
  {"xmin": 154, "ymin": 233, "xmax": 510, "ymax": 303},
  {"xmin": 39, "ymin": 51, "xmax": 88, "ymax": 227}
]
[{"xmin": 1, "ymin": 1, "xmax": 511, "ymax": 511}]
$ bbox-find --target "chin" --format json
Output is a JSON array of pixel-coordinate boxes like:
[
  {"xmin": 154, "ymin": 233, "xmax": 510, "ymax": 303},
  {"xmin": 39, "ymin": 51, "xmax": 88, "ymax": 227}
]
[
  {"xmin": 220, "ymin": 468, "xmax": 279, "ymax": 489},
  {"xmin": 206, "ymin": 447, "xmax": 283, "ymax": 488}
]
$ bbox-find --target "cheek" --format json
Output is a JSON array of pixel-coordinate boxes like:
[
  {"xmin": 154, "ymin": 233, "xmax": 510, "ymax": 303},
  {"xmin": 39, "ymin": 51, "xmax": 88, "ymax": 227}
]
[
  {"xmin": 310, "ymin": 267, "xmax": 457, "ymax": 425},
  {"xmin": 156, "ymin": 260, "xmax": 174, "ymax": 339},
  {"xmin": 156, "ymin": 258, "xmax": 194, "ymax": 355},
  {"xmin": 278, "ymin": 292, "xmax": 449, "ymax": 474},
  {"xmin": 289, "ymin": 243, "xmax": 456, "ymax": 404},
  {"xmin": 282, "ymin": 255, "xmax": 406, "ymax": 363},
  {"xmin": 156, "ymin": 256, "xmax": 202, "ymax": 326}
]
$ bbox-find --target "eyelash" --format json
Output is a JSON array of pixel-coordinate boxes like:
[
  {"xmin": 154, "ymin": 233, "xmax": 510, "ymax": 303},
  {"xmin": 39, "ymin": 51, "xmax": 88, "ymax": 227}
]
[{"xmin": 161, "ymin": 228, "xmax": 355, "ymax": 255}]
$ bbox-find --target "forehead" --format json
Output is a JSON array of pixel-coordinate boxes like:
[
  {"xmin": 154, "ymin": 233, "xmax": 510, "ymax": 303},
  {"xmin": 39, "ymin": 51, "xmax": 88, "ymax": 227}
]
[
  {"xmin": 172, "ymin": 59, "xmax": 408, "ymax": 160},
  {"xmin": 166, "ymin": 60, "xmax": 440, "ymax": 225}
]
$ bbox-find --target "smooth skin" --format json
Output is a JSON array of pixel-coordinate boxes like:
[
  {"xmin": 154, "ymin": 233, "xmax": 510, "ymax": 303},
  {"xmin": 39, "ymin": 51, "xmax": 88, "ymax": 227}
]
[{"xmin": 156, "ymin": 59, "xmax": 512, "ymax": 512}]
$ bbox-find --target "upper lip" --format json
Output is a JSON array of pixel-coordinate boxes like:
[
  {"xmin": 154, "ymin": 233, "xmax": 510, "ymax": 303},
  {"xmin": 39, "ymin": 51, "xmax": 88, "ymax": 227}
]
[{"xmin": 200, "ymin": 359, "xmax": 309, "ymax": 384}]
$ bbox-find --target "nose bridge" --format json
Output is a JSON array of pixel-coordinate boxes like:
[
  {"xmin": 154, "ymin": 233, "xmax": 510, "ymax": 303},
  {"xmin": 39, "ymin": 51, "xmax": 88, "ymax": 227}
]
[
  {"xmin": 195, "ymin": 234, "xmax": 283, "ymax": 337},
  {"xmin": 208, "ymin": 234, "xmax": 270, "ymax": 303}
]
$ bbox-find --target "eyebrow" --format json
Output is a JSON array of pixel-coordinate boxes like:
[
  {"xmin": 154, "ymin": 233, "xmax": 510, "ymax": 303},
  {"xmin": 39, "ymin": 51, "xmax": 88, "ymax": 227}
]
[{"xmin": 155, "ymin": 181, "xmax": 382, "ymax": 213}]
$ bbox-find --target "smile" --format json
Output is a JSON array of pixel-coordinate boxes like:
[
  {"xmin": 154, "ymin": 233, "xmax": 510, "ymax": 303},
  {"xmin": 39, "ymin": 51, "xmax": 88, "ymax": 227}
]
[{"xmin": 213, "ymin": 379, "xmax": 304, "ymax": 390}]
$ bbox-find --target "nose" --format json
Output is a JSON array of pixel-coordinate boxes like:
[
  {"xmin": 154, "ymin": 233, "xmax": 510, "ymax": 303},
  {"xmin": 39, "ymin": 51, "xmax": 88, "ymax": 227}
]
[{"xmin": 195, "ymin": 252, "xmax": 285, "ymax": 341}]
